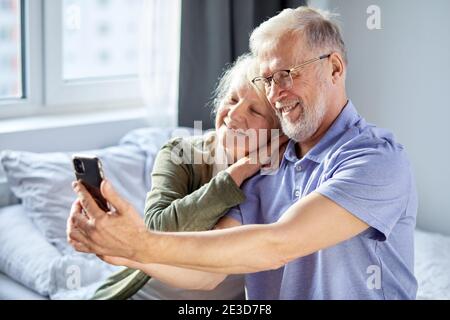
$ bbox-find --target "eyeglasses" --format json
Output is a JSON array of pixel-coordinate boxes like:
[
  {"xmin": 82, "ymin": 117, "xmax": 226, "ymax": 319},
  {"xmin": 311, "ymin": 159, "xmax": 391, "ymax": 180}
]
[{"xmin": 252, "ymin": 53, "xmax": 331, "ymax": 94}]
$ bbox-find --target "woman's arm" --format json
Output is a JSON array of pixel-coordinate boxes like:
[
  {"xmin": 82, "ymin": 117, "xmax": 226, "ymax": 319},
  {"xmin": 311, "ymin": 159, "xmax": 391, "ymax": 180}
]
[
  {"xmin": 144, "ymin": 138, "xmax": 247, "ymax": 232},
  {"xmin": 100, "ymin": 257, "xmax": 227, "ymax": 291},
  {"xmin": 145, "ymin": 134, "xmax": 286, "ymax": 233},
  {"xmin": 98, "ymin": 216, "xmax": 241, "ymax": 290}
]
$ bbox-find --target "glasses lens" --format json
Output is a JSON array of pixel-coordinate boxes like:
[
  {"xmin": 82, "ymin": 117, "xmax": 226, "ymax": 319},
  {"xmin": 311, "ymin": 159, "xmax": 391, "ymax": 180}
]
[
  {"xmin": 253, "ymin": 78, "xmax": 268, "ymax": 92},
  {"xmin": 254, "ymin": 70, "xmax": 293, "ymax": 94},
  {"xmin": 273, "ymin": 71, "xmax": 292, "ymax": 90}
]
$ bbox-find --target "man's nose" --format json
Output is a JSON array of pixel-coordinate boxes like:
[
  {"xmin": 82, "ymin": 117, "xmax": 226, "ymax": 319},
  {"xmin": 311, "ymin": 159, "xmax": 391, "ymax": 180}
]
[{"xmin": 267, "ymin": 81, "xmax": 286, "ymax": 105}]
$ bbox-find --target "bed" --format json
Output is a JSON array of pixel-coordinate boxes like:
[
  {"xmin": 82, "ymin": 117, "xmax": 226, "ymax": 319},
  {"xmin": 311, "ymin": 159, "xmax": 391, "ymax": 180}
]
[
  {"xmin": 1, "ymin": 127, "xmax": 449, "ymax": 300},
  {"xmin": 0, "ymin": 273, "xmax": 46, "ymax": 300}
]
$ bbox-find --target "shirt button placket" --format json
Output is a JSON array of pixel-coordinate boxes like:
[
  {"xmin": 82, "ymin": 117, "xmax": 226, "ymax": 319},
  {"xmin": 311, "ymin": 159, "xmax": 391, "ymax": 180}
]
[{"xmin": 294, "ymin": 162, "xmax": 303, "ymax": 198}]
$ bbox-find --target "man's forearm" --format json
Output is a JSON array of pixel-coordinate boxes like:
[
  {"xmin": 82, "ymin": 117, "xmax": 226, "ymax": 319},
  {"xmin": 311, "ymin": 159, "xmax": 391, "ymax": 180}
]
[
  {"xmin": 133, "ymin": 224, "xmax": 287, "ymax": 274},
  {"xmin": 132, "ymin": 193, "xmax": 369, "ymax": 275}
]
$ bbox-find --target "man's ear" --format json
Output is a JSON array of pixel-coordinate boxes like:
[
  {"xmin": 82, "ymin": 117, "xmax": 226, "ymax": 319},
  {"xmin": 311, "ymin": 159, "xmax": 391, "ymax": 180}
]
[{"xmin": 330, "ymin": 53, "xmax": 345, "ymax": 84}]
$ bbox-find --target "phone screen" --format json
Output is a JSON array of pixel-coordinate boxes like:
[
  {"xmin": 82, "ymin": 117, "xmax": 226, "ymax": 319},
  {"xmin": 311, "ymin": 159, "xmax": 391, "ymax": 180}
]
[{"xmin": 72, "ymin": 155, "xmax": 109, "ymax": 211}]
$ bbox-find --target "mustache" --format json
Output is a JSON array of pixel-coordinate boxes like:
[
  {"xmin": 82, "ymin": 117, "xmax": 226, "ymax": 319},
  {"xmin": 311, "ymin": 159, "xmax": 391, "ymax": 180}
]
[{"xmin": 275, "ymin": 98, "xmax": 306, "ymax": 117}]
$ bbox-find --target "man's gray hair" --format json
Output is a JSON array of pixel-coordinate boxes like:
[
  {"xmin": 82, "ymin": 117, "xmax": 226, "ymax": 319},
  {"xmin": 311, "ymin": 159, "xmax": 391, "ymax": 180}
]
[{"xmin": 250, "ymin": 6, "xmax": 347, "ymax": 64}]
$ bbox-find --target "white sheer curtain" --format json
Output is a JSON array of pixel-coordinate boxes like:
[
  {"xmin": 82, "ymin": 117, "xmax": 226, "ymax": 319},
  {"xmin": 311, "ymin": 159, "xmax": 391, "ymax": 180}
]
[{"xmin": 139, "ymin": 0, "xmax": 181, "ymax": 127}]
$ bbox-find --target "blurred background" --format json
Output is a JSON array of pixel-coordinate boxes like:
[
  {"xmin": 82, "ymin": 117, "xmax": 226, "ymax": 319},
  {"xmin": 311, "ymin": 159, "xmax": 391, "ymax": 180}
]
[
  {"xmin": 1, "ymin": 0, "xmax": 449, "ymax": 234},
  {"xmin": 0, "ymin": 0, "xmax": 449, "ymax": 299}
]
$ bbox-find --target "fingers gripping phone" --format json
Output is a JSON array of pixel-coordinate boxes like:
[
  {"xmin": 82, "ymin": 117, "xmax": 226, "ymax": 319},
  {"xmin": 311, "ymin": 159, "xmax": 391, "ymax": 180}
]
[{"xmin": 72, "ymin": 155, "xmax": 109, "ymax": 212}]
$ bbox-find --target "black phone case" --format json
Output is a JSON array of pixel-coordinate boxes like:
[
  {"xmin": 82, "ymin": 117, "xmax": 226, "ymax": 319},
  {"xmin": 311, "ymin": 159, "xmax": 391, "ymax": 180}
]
[{"xmin": 72, "ymin": 155, "xmax": 109, "ymax": 212}]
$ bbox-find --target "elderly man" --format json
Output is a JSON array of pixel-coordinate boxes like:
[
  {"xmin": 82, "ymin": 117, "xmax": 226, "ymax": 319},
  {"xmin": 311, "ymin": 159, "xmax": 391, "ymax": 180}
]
[{"xmin": 68, "ymin": 7, "xmax": 417, "ymax": 300}]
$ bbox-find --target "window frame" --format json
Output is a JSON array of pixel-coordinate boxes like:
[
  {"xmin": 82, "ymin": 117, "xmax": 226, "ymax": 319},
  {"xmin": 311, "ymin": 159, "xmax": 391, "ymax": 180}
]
[
  {"xmin": 43, "ymin": 0, "xmax": 144, "ymax": 109},
  {"xmin": 0, "ymin": 0, "xmax": 43, "ymax": 118},
  {"xmin": 0, "ymin": 0, "xmax": 147, "ymax": 119}
]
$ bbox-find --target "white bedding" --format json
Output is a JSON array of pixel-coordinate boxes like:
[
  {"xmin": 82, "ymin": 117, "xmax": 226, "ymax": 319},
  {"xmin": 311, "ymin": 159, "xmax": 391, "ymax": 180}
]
[
  {"xmin": 0, "ymin": 127, "xmax": 176, "ymax": 299},
  {"xmin": 0, "ymin": 204, "xmax": 121, "ymax": 299},
  {"xmin": 0, "ymin": 273, "xmax": 46, "ymax": 300},
  {"xmin": 414, "ymin": 229, "xmax": 450, "ymax": 300}
]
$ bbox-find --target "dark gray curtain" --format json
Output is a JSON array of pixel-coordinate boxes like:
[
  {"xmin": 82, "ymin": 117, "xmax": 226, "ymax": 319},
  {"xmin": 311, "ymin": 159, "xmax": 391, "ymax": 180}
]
[{"xmin": 178, "ymin": 0, "xmax": 306, "ymax": 129}]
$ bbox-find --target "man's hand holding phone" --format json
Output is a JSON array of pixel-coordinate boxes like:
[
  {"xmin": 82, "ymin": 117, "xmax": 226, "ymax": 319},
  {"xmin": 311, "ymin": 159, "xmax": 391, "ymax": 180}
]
[{"xmin": 67, "ymin": 163, "xmax": 148, "ymax": 263}]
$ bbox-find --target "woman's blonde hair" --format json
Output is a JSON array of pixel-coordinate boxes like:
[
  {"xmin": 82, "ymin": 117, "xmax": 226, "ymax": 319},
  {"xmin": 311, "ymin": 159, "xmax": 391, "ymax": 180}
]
[{"xmin": 211, "ymin": 53, "xmax": 271, "ymax": 116}]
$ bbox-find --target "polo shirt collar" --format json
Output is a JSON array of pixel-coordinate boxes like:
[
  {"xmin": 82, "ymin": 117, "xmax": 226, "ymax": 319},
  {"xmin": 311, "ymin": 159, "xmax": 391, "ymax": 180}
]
[{"xmin": 283, "ymin": 100, "xmax": 361, "ymax": 164}]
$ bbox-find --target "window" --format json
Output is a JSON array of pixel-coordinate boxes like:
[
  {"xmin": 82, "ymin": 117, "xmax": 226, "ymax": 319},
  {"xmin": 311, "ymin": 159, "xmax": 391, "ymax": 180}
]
[
  {"xmin": 0, "ymin": 0, "xmax": 181, "ymax": 121},
  {"xmin": 0, "ymin": 0, "xmax": 23, "ymax": 100},
  {"xmin": 45, "ymin": 0, "xmax": 144, "ymax": 107},
  {"xmin": 63, "ymin": 0, "xmax": 142, "ymax": 81}
]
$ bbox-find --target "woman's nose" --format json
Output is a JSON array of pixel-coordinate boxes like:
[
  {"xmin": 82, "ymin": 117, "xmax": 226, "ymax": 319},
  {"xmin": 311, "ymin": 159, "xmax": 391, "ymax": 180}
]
[
  {"xmin": 215, "ymin": 106, "xmax": 229, "ymax": 127},
  {"xmin": 228, "ymin": 102, "xmax": 246, "ymax": 122}
]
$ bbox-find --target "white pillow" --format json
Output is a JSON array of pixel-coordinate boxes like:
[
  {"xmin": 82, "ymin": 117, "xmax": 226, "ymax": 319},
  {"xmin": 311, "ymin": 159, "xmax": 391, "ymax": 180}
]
[
  {"xmin": 0, "ymin": 127, "xmax": 175, "ymax": 254},
  {"xmin": 0, "ymin": 204, "xmax": 124, "ymax": 299},
  {"xmin": 48, "ymin": 252, "xmax": 123, "ymax": 300},
  {"xmin": 0, "ymin": 205, "xmax": 60, "ymax": 297}
]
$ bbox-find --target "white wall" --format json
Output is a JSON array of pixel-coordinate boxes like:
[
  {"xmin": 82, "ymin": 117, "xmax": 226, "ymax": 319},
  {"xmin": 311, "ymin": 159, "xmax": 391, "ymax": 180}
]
[{"xmin": 309, "ymin": 0, "xmax": 450, "ymax": 235}]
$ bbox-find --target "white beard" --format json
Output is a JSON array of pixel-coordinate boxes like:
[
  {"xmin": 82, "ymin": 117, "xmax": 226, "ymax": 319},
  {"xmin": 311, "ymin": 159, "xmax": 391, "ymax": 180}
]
[{"xmin": 277, "ymin": 93, "xmax": 327, "ymax": 143}]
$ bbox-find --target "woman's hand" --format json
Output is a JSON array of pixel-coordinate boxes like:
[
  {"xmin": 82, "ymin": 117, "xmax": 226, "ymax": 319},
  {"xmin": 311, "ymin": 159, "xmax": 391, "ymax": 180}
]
[
  {"xmin": 226, "ymin": 134, "xmax": 289, "ymax": 186},
  {"xmin": 67, "ymin": 180, "xmax": 149, "ymax": 261}
]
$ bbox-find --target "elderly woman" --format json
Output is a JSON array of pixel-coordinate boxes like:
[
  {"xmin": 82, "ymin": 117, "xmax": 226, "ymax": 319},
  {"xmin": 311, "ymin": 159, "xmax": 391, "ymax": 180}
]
[{"xmin": 69, "ymin": 53, "xmax": 285, "ymax": 300}]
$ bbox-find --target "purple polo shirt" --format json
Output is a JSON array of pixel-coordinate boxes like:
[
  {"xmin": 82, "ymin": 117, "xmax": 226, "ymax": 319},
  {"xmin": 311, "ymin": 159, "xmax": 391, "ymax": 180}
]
[{"xmin": 227, "ymin": 100, "xmax": 418, "ymax": 300}]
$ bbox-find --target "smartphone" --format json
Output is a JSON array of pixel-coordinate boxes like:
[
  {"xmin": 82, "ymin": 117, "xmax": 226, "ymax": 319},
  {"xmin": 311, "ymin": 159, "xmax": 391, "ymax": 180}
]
[{"xmin": 72, "ymin": 155, "xmax": 109, "ymax": 212}]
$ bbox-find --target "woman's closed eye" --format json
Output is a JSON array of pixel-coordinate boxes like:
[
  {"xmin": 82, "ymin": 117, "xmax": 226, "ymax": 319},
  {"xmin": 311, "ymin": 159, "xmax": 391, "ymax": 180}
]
[{"xmin": 249, "ymin": 106, "xmax": 263, "ymax": 116}]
